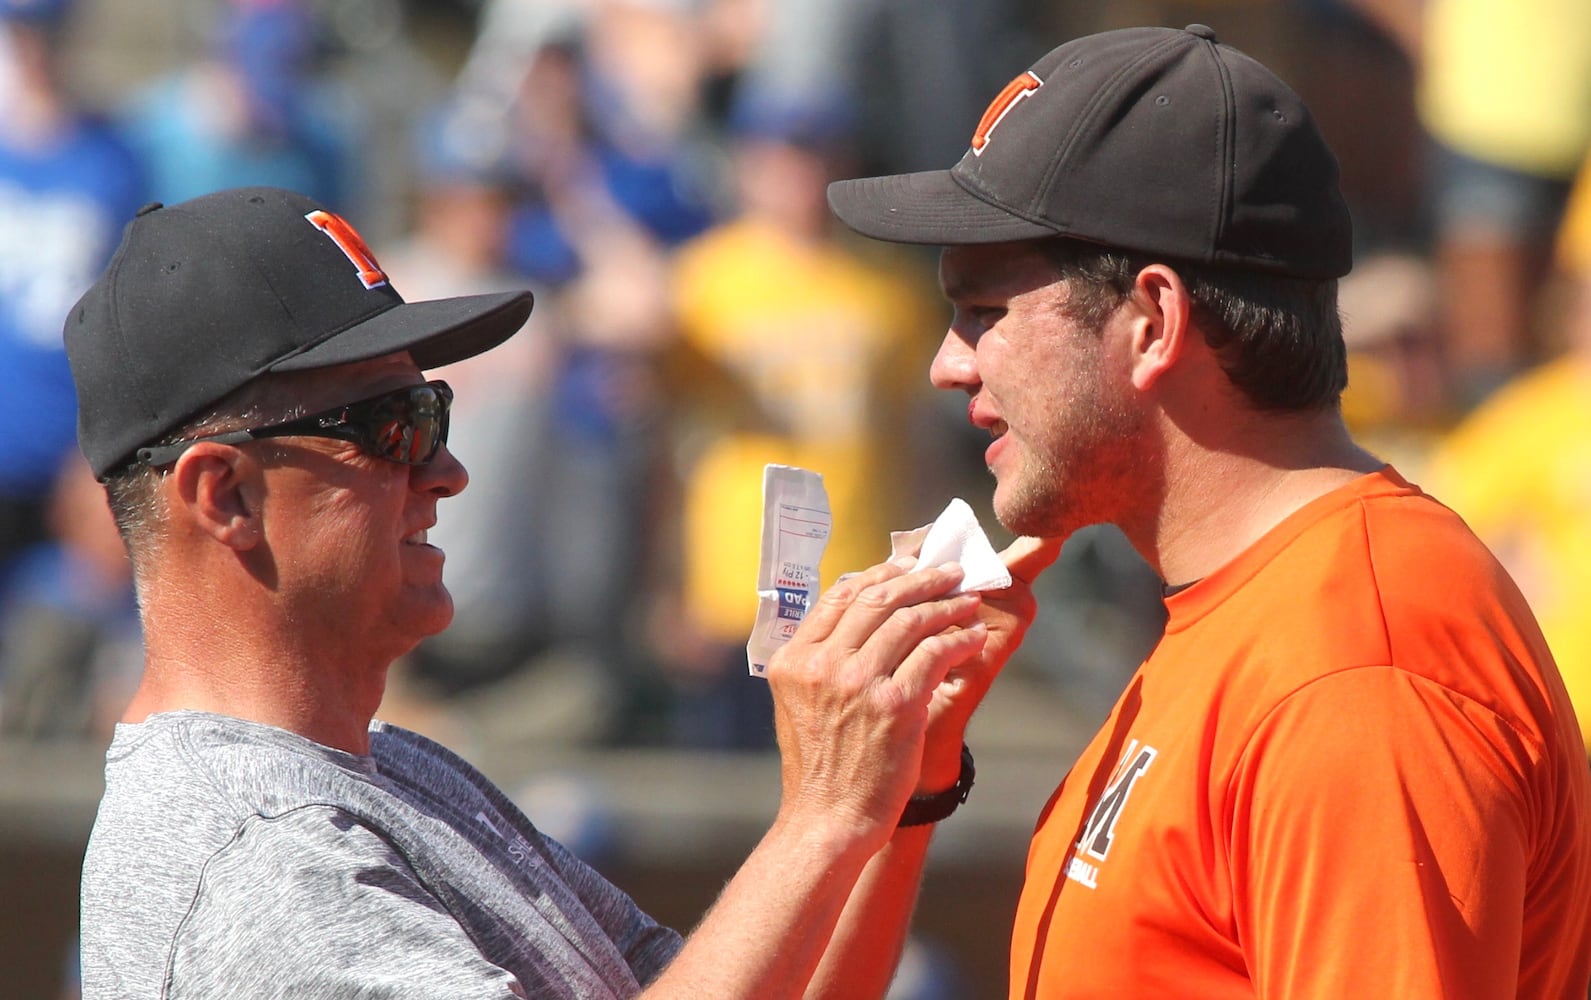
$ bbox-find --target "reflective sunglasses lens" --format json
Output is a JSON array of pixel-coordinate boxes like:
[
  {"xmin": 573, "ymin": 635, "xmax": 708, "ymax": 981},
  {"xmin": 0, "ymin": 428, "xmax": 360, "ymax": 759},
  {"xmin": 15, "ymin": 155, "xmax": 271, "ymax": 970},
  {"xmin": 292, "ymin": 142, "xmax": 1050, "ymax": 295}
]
[{"xmin": 367, "ymin": 386, "xmax": 446, "ymax": 465}]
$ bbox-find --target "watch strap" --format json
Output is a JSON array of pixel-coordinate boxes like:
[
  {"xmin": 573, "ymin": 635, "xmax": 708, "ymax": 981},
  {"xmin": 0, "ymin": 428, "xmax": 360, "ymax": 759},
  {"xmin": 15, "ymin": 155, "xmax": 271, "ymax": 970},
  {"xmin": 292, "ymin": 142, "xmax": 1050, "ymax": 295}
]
[{"xmin": 898, "ymin": 744, "xmax": 975, "ymax": 827}]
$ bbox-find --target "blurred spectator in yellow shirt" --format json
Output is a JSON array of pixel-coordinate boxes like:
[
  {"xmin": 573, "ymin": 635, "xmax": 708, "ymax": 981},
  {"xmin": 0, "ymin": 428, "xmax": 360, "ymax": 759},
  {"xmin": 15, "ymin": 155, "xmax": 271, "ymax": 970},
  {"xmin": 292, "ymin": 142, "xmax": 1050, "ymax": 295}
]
[
  {"xmin": 657, "ymin": 87, "xmax": 943, "ymax": 748},
  {"xmin": 1424, "ymin": 154, "xmax": 1591, "ymax": 753}
]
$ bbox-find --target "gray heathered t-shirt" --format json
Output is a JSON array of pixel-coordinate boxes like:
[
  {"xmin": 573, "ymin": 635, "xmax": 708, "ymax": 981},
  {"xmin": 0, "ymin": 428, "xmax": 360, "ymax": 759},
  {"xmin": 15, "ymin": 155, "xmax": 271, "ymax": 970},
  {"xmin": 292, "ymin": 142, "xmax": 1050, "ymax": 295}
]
[{"xmin": 79, "ymin": 712, "xmax": 683, "ymax": 998}]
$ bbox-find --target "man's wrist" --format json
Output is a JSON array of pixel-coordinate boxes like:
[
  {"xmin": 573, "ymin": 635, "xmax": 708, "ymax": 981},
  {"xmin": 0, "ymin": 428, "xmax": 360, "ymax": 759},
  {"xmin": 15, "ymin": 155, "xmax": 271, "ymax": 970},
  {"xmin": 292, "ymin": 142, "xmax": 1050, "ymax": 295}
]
[{"xmin": 898, "ymin": 744, "xmax": 975, "ymax": 827}]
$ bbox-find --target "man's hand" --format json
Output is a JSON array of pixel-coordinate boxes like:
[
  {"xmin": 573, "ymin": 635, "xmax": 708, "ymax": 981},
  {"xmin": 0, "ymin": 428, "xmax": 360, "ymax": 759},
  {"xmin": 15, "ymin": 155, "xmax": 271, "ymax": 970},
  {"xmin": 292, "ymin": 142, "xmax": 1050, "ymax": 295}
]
[
  {"xmin": 919, "ymin": 535, "xmax": 1064, "ymax": 789},
  {"xmin": 764, "ymin": 558, "xmax": 987, "ymax": 852}
]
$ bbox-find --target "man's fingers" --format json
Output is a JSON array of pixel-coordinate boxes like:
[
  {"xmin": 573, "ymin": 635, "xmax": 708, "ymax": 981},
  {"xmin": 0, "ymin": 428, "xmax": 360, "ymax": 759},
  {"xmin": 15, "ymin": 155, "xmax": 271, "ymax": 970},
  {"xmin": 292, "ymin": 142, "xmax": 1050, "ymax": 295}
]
[
  {"xmin": 852, "ymin": 587, "xmax": 982, "ymax": 675},
  {"xmin": 1002, "ymin": 535, "xmax": 1065, "ymax": 586},
  {"xmin": 823, "ymin": 563, "xmax": 969, "ymax": 653},
  {"xmin": 794, "ymin": 559, "xmax": 911, "ymax": 645},
  {"xmin": 891, "ymin": 623, "xmax": 988, "ymax": 701}
]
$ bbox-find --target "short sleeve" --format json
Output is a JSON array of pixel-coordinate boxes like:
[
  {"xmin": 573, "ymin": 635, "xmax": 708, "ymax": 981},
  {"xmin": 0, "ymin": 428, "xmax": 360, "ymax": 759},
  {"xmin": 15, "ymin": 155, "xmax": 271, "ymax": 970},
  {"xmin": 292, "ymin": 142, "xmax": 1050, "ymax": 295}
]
[
  {"xmin": 531, "ymin": 830, "xmax": 683, "ymax": 986},
  {"xmin": 1230, "ymin": 666, "xmax": 1538, "ymax": 1000}
]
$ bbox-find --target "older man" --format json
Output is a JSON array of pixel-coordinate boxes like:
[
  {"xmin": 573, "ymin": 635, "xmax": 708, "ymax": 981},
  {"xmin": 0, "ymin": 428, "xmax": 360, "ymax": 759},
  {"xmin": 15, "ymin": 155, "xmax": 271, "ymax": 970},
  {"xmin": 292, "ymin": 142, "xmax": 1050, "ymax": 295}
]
[{"xmin": 68, "ymin": 186, "xmax": 1051, "ymax": 998}]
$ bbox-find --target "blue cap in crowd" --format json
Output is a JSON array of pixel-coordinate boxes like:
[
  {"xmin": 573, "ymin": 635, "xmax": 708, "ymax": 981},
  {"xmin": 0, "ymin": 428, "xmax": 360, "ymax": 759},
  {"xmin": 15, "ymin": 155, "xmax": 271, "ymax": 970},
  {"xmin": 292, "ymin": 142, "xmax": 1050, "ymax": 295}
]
[
  {"xmin": 0, "ymin": 0, "xmax": 74, "ymax": 24},
  {"xmin": 728, "ymin": 84, "xmax": 857, "ymax": 153}
]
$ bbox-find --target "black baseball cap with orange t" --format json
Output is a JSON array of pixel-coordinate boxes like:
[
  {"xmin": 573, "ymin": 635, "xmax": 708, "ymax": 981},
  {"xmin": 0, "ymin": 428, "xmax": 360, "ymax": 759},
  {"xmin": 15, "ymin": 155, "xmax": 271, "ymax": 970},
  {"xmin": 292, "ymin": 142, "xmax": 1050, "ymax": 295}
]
[
  {"xmin": 64, "ymin": 187, "xmax": 534, "ymax": 480},
  {"xmin": 827, "ymin": 24, "xmax": 1353, "ymax": 280}
]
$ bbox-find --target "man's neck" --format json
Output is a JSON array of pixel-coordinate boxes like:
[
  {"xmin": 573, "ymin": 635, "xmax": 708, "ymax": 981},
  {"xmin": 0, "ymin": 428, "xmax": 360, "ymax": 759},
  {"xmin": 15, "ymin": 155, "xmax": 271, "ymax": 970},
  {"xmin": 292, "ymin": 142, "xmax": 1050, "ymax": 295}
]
[
  {"xmin": 1142, "ymin": 409, "xmax": 1384, "ymax": 587},
  {"xmin": 131, "ymin": 611, "xmax": 389, "ymax": 755}
]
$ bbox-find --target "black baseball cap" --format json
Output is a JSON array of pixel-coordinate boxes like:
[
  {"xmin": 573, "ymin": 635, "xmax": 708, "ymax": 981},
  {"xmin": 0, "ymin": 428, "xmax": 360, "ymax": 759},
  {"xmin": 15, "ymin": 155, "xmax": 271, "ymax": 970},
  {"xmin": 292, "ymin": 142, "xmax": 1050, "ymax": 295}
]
[
  {"xmin": 827, "ymin": 24, "xmax": 1352, "ymax": 279},
  {"xmin": 65, "ymin": 186, "xmax": 534, "ymax": 479}
]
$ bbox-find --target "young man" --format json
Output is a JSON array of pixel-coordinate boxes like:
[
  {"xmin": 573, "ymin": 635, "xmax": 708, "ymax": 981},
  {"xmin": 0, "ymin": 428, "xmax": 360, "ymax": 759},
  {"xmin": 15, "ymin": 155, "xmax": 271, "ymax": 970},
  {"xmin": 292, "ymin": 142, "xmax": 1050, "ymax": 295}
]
[
  {"xmin": 828, "ymin": 24, "xmax": 1591, "ymax": 998},
  {"xmin": 67, "ymin": 186, "xmax": 1053, "ymax": 998}
]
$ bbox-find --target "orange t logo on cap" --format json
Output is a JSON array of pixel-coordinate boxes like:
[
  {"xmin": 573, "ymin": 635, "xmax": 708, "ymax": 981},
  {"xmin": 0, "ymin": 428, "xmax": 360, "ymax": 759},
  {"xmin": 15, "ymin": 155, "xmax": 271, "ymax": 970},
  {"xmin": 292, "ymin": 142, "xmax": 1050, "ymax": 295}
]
[
  {"xmin": 971, "ymin": 71, "xmax": 1042, "ymax": 156},
  {"xmin": 306, "ymin": 210, "xmax": 390, "ymax": 290}
]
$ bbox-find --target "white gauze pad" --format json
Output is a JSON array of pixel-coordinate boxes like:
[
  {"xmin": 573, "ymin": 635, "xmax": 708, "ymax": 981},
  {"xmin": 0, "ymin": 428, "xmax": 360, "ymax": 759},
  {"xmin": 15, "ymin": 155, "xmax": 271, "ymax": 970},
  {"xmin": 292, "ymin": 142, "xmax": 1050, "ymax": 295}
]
[{"xmin": 889, "ymin": 498, "xmax": 1011, "ymax": 594}]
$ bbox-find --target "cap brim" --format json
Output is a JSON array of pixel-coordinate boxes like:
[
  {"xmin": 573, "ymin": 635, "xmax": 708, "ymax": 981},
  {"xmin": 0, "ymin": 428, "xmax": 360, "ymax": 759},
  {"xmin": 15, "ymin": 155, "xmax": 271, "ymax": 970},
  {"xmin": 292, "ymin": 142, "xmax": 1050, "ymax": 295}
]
[
  {"xmin": 271, "ymin": 289, "xmax": 534, "ymax": 374},
  {"xmin": 827, "ymin": 170, "xmax": 1060, "ymax": 245}
]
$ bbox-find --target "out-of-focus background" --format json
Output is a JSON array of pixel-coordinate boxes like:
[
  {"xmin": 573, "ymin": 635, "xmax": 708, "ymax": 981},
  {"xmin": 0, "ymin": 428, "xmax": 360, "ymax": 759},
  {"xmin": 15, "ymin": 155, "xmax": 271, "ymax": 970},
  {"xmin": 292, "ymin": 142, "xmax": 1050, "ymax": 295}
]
[{"xmin": 3, "ymin": 0, "xmax": 1591, "ymax": 996}]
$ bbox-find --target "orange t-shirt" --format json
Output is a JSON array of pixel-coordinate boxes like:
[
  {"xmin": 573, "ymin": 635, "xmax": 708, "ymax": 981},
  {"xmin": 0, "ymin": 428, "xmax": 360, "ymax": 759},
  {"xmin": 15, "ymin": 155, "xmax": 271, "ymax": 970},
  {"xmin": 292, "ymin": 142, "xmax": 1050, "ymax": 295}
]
[{"xmin": 1010, "ymin": 468, "xmax": 1591, "ymax": 999}]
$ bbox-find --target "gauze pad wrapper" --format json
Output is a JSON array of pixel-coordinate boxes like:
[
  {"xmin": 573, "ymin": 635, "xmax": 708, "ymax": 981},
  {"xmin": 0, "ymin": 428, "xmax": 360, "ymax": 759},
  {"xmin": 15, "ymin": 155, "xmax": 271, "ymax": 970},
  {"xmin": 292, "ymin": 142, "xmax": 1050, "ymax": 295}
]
[
  {"xmin": 889, "ymin": 498, "xmax": 1011, "ymax": 594},
  {"xmin": 747, "ymin": 465, "xmax": 831, "ymax": 676}
]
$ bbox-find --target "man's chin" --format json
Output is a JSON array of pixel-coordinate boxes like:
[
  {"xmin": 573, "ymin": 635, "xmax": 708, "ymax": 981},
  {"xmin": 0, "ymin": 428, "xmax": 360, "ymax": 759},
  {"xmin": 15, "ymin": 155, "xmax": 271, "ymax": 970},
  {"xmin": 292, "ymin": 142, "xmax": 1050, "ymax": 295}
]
[
  {"xmin": 992, "ymin": 481, "xmax": 1041, "ymax": 536},
  {"xmin": 404, "ymin": 588, "xmax": 455, "ymax": 641},
  {"xmin": 994, "ymin": 484, "xmax": 1078, "ymax": 541}
]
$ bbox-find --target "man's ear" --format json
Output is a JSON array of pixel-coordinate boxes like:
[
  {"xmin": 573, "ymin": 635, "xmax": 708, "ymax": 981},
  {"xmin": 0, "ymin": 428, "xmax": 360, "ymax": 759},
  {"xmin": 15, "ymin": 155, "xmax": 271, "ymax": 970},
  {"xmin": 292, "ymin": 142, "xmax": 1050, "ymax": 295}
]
[
  {"xmin": 1127, "ymin": 264, "xmax": 1195, "ymax": 393},
  {"xmin": 170, "ymin": 445, "xmax": 262, "ymax": 550}
]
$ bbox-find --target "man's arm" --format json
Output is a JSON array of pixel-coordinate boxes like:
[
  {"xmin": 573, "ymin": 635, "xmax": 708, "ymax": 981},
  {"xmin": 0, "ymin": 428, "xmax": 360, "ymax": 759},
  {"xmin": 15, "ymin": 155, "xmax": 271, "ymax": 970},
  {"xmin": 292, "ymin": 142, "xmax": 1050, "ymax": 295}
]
[
  {"xmin": 801, "ymin": 535, "xmax": 1063, "ymax": 999},
  {"xmin": 635, "ymin": 556, "xmax": 988, "ymax": 998}
]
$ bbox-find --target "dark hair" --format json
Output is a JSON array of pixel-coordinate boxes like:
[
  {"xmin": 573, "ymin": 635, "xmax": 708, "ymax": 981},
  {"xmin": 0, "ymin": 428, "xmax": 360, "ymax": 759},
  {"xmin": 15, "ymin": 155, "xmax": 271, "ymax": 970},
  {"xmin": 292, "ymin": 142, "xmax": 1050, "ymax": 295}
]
[{"xmin": 1038, "ymin": 238, "xmax": 1347, "ymax": 411}]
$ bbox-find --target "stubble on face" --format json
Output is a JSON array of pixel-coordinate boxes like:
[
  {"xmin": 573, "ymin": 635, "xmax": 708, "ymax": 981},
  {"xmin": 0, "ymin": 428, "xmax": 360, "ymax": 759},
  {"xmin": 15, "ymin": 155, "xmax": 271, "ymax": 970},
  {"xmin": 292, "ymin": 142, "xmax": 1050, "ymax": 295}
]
[
  {"xmin": 938, "ymin": 241, "xmax": 1156, "ymax": 544},
  {"xmin": 991, "ymin": 292, "xmax": 1148, "ymax": 541}
]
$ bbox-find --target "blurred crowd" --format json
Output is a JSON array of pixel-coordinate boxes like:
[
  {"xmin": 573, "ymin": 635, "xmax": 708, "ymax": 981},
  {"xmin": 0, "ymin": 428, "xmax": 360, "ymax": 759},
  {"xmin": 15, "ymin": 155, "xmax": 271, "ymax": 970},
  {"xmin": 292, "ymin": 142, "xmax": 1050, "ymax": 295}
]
[{"xmin": 2, "ymin": 0, "xmax": 1591, "ymax": 771}]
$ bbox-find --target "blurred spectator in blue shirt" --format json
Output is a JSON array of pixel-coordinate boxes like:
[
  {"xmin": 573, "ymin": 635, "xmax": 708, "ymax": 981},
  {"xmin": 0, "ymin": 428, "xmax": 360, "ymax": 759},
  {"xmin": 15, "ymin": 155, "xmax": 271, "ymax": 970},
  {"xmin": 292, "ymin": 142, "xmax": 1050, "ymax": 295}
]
[
  {"xmin": 451, "ymin": 2, "xmax": 721, "ymax": 285},
  {"xmin": 0, "ymin": 0, "xmax": 145, "ymax": 574},
  {"xmin": 118, "ymin": 0, "xmax": 355, "ymax": 210}
]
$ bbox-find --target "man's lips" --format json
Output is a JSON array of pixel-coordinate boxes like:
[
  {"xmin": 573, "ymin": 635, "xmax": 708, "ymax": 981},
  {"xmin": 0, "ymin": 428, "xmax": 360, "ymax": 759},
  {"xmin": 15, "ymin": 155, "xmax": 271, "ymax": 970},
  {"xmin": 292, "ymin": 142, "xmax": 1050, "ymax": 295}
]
[
  {"xmin": 985, "ymin": 432, "xmax": 1010, "ymax": 469},
  {"xmin": 969, "ymin": 399, "xmax": 1010, "ymax": 467},
  {"xmin": 968, "ymin": 398, "xmax": 1007, "ymax": 436}
]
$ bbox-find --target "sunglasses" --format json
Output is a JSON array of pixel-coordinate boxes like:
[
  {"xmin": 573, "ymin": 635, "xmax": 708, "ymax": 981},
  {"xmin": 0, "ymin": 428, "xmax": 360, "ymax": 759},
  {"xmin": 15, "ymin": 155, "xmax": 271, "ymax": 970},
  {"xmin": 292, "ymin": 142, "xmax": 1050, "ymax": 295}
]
[{"xmin": 134, "ymin": 380, "xmax": 454, "ymax": 469}]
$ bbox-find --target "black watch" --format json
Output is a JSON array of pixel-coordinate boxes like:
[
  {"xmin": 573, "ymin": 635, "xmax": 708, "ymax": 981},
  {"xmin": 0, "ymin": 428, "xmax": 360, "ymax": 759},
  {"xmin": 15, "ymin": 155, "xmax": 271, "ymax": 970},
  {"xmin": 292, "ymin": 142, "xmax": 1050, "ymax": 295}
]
[{"xmin": 898, "ymin": 744, "xmax": 976, "ymax": 827}]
